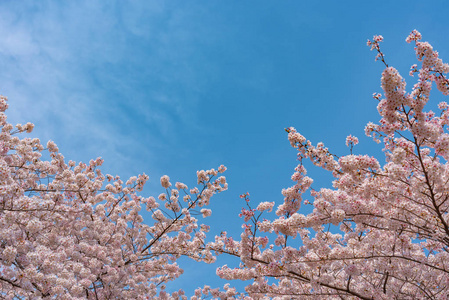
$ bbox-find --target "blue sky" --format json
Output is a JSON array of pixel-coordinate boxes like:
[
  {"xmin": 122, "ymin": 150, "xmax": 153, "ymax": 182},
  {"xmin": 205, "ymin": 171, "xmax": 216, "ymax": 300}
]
[{"xmin": 1, "ymin": 0, "xmax": 449, "ymax": 294}]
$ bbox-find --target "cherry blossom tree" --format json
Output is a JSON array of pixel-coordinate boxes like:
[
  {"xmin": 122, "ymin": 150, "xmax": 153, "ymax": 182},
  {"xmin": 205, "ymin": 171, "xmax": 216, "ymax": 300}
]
[
  {"xmin": 208, "ymin": 30, "xmax": 449, "ymax": 299},
  {"xmin": 0, "ymin": 95, "xmax": 231, "ymax": 298}
]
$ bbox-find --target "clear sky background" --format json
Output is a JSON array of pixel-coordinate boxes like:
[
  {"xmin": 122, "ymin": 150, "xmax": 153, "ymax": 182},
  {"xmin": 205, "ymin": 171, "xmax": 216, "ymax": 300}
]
[{"xmin": 1, "ymin": 0, "xmax": 449, "ymax": 295}]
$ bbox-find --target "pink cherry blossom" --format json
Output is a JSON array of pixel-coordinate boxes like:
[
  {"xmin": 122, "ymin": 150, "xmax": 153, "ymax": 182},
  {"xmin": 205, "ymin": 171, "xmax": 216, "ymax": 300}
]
[
  {"xmin": 207, "ymin": 30, "xmax": 449, "ymax": 299},
  {"xmin": 0, "ymin": 98, "xmax": 228, "ymax": 298}
]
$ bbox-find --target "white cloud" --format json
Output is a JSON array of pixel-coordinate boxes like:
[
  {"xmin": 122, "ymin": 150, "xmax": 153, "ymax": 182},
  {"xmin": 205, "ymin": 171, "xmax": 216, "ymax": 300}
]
[{"xmin": 0, "ymin": 1, "xmax": 211, "ymax": 176}]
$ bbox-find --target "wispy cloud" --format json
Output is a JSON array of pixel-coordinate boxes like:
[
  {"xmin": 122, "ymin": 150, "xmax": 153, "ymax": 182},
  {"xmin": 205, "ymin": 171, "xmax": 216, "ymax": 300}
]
[{"xmin": 0, "ymin": 1, "xmax": 214, "ymax": 177}]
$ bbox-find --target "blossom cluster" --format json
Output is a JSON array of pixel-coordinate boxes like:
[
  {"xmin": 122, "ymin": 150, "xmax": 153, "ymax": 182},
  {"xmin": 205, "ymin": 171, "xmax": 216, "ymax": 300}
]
[
  {"xmin": 0, "ymin": 96, "xmax": 229, "ymax": 299},
  {"xmin": 207, "ymin": 31, "xmax": 449, "ymax": 299}
]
